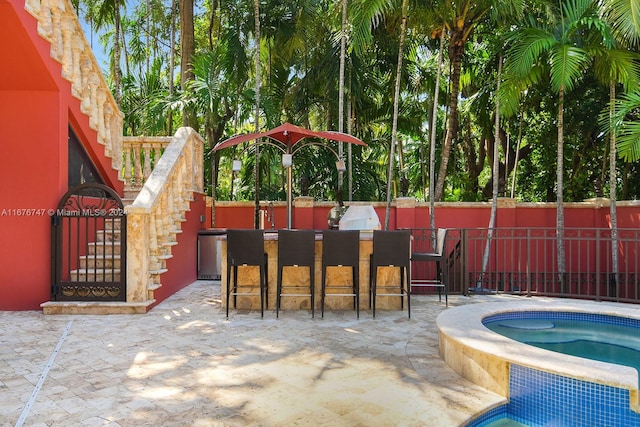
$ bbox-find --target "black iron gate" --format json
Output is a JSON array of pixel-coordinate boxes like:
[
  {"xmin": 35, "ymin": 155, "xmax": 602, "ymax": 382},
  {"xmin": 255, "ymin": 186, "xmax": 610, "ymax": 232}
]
[{"xmin": 51, "ymin": 183, "xmax": 127, "ymax": 301}]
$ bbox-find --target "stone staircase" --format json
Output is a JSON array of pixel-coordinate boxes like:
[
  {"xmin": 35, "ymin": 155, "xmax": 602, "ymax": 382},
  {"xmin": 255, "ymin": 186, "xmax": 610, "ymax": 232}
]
[
  {"xmin": 29, "ymin": 0, "xmax": 205, "ymax": 314},
  {"xmin": 72, "ymin": 219, "xmax": 122, "ymax": 282}
]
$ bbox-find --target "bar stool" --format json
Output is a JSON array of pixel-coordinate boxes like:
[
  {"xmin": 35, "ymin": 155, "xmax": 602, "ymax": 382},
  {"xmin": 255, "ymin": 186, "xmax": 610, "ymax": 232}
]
[
  {"xmin": 411, "ymin": 228, "xmax": 448, "ymax": 306},
  {"xmin": 321, "ymin": 230, "xmax": 360, "ymax": 318},
  {"xmin": 369, "ymin": 230, "xmax": 412, "ymax": 318},
  {"xmin": 226, "ymin": 229, "xmax": 268, "ymax": 317},
  {"xmin": 276, "ymin": 229, "xmax": 316, "ymax": 318}
]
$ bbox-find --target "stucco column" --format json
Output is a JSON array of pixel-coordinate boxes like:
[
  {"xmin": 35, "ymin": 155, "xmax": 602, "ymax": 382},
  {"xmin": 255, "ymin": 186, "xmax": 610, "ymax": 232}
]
[
  {"xmin": 496, "ymin": 197, "xmax": 516, "ymax": 228},
  {"xmin": 394, "ymin": 197, "xmax": 416, "ymax": 229},
  {"xmin": 584, "ymin": 197, "xmax": 611, "ymax": 229}
]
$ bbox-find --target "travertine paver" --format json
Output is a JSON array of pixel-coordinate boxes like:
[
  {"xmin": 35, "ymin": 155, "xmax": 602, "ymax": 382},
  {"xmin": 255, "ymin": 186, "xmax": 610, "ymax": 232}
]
[{"xmin": 0, "ymin": 281, "xmax": 505, "ymax": 427}]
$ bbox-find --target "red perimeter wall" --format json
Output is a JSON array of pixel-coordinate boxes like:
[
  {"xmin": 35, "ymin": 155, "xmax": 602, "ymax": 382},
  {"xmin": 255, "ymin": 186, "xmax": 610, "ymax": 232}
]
[{"xmin": 210, "ymin": 199, "xmax": 640, "ymax": 232}]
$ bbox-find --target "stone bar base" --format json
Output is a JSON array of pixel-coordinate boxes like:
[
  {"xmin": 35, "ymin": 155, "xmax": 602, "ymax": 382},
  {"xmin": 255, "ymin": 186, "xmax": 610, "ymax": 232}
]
[{"xmin": 221, "ymin": 232, "xmax": 407, "ymax": 313}]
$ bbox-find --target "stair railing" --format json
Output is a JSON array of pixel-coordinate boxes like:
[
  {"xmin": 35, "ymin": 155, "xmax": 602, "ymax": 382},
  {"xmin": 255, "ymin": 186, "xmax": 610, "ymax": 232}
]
[
  {"xmin": 125, "ymin": 128, "xmax": 204, "ymax": 303},
  {"xmin": 25, "ymin": 0, "xmax": 124, "ymax": 174},
  {"xmin": 122, "ymin": 136, "xmax": 173, "ymax": 195}
]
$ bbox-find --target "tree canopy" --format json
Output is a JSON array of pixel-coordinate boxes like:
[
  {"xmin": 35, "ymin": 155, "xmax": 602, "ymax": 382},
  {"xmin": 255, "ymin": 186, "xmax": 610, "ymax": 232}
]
[{"xmin": 75, "ymin": 0, "xmax": 640, "ymax": 203}]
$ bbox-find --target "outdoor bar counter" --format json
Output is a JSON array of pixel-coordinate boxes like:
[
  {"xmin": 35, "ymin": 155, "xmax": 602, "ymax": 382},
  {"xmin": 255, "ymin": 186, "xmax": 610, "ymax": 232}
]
[{"xmin": 220, "ymin": 231, "xmax": 406, "ymax": 313}]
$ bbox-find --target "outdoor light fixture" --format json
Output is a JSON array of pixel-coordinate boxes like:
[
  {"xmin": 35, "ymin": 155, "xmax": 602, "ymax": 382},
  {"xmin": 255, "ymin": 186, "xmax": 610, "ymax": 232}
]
[
  {"xmin": 336, "ymin": 159, "xmax": 346, "ymax": 172},
  {"xmin": 282, "ymin": 154, "xmax": 293, "ymax": 168},
  {"xmin": 232, "ymin": 160, "xmax": 242, "ymax": 172}
]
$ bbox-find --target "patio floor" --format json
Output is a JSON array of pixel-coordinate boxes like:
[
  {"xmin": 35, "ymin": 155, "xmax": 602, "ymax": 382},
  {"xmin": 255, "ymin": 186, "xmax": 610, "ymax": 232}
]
[{"xmin": 1, "ymin": 281, "xmax": 508, "ymax": 426}]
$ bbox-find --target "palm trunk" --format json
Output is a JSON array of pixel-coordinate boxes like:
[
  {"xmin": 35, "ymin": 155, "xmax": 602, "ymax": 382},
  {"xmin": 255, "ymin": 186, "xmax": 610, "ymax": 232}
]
[
  {"xmin": 113, "ymin": 6, "xmax": 122, "ymax": 105},
  {"xmin": 429, "ymin": 27, "xmax": 445, "ymax": 242},
  {"xmin": 480, "ymin": 56, "xmax": 503, "ymax": 288},
  {"xmin": 557, "ymin": 86, "xmax": 566, "ymax": 291},
  {"xmin": 253, "ymin": 0, "xmax": 261, "ymax": 229},
  {"xmin": 168, "ymin": 0, "xmax": 177, "ymax": 135},
  {"xmin": 609, "ymin": 80, "xmax": 618, "ymax": 296},
  {"xmin": 383, "ymin": 0, "xmax": 408, "ymax": 230},
  {"xmin": 180, "ymin": 0, "xmax": 196, "ymax": 128},
  {"xmin": 338, "ymin": 0, "xmax": 347, "ymax": 191},
  {"xmin": 348, "ymin": 92, "xmax": 353, "ymax": 201},
  {"xmin": 146, "ymin": 0, "xmax": 151, "ymax": 74},
  {"xmin": 510, "ymin": 110, "xmax": 523, "ymax": 198},
  {"xmin": 434, "ymin": 29, "xmax": 464, "ymax": 201}
]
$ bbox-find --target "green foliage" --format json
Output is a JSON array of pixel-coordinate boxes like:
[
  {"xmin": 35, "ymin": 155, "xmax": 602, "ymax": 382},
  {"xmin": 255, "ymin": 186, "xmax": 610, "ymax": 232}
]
[
  {"xmin": 77, "ymin": 0, "xmax": 640, "ymax": 203},
  {"xmin": 612, "ymin": 91, "xmax": 640, "ymax": 161}
]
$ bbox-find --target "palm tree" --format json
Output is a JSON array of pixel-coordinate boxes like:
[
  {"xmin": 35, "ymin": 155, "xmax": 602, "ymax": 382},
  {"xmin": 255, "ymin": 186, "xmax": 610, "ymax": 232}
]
[
  {"xmin": 504, "ymin": 0, "xmax": 605, "ymax": 290},
  {"xmin": 423, "ymin": 0, "xmax": 523, "ymax": 201},
  {"xmin": 86, "ymin": 0, "xmax": 126, "ymax": 105},
  {"xmin": 188, "ymin": 46, "xmax": 249, "ymax": 174},
  {"xmin": 180, "ymin": 0, "xmax": 197, "ymax": 128},
  {"xmin": 384, "ymin": 0, "xmax": 409, "ymax": 230},
  {"xmin": 602, "ymin": 0, "xmax": 640, "ymax": 162},
  {"xmin": 597, "ymin": 0, "xmax": 640, "ymax": 293},
  {"xmin": 120, "ymin": 59, "xmax": 170, "ymax": 136}
]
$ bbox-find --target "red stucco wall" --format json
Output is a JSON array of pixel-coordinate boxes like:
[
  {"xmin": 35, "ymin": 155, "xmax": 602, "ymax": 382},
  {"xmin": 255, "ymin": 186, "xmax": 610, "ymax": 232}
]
[
  {"xmin": 0, "ymin": 90, "xmax": 63, "ymax": 309},
  {"xmin": 151, "ymin": 194, "xmax": 207, "ymax": 307},
  {"xmin": 1, "ymin": 0, "xmax": 121, "ymax": 310}
]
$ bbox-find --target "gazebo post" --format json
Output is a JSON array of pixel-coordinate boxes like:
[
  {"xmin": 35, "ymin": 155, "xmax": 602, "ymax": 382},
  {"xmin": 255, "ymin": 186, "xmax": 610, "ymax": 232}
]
[{"xmin": 287, "ymin": 166, "xmax": 293, "ymax": 229}]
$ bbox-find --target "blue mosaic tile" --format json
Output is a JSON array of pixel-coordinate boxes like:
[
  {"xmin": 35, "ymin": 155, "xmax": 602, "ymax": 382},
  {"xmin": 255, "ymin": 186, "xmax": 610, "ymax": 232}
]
[
  {"xmin": 507, "ymin": 364, "xmax": 640, "ymax": 427},
  {"xmin": 468, "ymin": 365, "xmax": 640, "ymax": 426}
]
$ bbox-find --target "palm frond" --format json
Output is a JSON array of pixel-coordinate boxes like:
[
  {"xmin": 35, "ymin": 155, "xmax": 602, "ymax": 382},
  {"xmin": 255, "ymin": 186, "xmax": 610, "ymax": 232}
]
[
  {"xmin": 506, "ymin": 28, "xmax": 556, "ymax": 77},
  {"xmin": 616, "ymin": 121, "xmax": 640, "ymax": 161},
  {"xmin": 549, "ymin": 45, "xmax": 589, "ymax": 93},
  {"xmin": 593, "ymin": 48, "xmax": 640, "ymax": 91},
  {"xmin": 350, "ymin": 0, "xmax": 395, "ymax": 55},
  {"xmin": 602, "ymin": 0, "xmax": 640, "ymax": 48},
  {"xmin": 601, "ymin": 90, "xmax": 640, "ymax": 161}
]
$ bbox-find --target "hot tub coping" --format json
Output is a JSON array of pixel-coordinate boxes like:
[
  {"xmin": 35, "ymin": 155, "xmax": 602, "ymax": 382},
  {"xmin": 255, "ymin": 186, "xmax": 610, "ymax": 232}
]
[{"xmin": 437, "ymin": 298, "xmax": 640, "ymax": 411}]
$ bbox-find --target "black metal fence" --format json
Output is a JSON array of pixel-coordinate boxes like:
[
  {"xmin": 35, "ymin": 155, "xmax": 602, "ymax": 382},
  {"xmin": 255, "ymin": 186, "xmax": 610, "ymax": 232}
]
[{"xmin": 408, "ymin": 228, "xmax": 640, "ymax": 303}]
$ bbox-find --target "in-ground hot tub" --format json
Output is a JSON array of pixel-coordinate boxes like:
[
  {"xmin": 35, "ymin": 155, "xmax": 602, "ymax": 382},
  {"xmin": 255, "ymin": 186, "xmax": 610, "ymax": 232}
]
[{"xmin": 437, "ymin": 299, "xmax": 640, "ymax": 426}]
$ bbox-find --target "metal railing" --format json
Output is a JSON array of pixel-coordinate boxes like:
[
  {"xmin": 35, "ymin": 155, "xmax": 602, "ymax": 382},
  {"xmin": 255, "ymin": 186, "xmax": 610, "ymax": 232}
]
[{"xmin": 408, "ymin": 228, "xmax": 640, "ymax": 303}]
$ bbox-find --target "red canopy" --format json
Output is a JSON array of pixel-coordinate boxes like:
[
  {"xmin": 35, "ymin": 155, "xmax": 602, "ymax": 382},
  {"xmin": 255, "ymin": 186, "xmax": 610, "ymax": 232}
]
[{"xmin": 213, "ymin": 122, "xmax": 366, "ymax": 152}]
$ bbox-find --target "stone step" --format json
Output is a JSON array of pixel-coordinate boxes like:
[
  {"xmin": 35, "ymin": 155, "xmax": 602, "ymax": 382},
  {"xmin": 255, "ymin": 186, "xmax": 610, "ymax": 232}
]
[
  {"xmin": 88, "ymin": 241, "xmax": 121, "ymax": 255},
  {"xmin": 79, "ymin": 255, "xmax": 121, "ymax": 269},
  {"xmin": 69, "ymin": 269, "xmax": 121, "ymax": 282},
  {"xmin": 96, "ymin": 229, "xmax": 121, "ymax": 242},
  {"xmin": 123, "ymin": 190, "xmax": 140, "ymax": 201},
  {"xmin": 41, "ymin": 300, "xmax": 154, "ymax": 315},
  {"xmin": 103, "ymin": 219, "xmax": 122, "ymax": 231}
]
